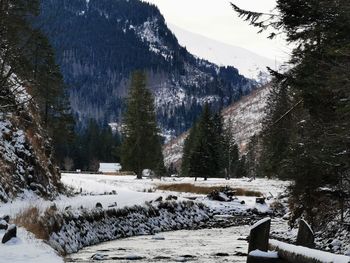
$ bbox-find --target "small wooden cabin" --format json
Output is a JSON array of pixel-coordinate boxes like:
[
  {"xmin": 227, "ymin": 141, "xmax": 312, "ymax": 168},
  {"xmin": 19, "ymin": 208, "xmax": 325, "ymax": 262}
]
[{"xmin": 98, "ymin": 163, "xmax": 122, "ymax": 174}]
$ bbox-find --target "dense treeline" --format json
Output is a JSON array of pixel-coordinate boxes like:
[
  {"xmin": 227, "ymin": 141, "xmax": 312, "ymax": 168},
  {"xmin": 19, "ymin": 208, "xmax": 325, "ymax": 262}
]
[
  {"xmin": 233, "ymin": 0, "xmax": 350, "ymax": 228},
  {"xmin": 181, "ymin": 104, "xmax": 245, "ymax": 180},
  {"xmin": 62, "ymin": 120, "xmax": 121, "ymax": 171}
]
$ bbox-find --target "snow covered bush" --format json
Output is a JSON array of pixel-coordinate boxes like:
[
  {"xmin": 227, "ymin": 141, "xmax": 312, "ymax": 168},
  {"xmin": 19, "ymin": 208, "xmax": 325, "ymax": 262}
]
[
  {"xmin": 44, "ymin": 201, "xmax": 211, "ymax": 254},
  {"xmin": 0, "ymin": 99, "xmax": 62, "ymax": 202}
]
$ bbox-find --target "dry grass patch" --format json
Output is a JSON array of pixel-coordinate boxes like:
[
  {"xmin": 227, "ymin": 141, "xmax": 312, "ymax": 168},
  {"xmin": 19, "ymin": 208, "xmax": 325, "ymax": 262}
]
[
  {"xmin": 14, "ymin": 206, "xmax": 48, "ymax": 240},
  {"xmin": 156, "ymin": 183, "xmax": 262, "ymax": 197},
  {"xmin": 14, "ymin": 205, "xmax": 61, "ymax": 240}
]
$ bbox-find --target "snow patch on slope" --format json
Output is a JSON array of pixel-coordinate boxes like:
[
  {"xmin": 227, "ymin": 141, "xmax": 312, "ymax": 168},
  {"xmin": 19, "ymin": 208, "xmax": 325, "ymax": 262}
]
[
  {"xmin": 135, "ymin": 17, "xmax": 173, "ymax": 61},
  {"xmin": 169, "ymin": 24, "xmax": 279, "ymax": 81}
]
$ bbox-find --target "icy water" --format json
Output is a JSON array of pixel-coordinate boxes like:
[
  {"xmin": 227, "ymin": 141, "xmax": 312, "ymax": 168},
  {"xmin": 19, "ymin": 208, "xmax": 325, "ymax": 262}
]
[{"xmin": 66, "ymin": 226, "xmax": 250, "ymax": 262}]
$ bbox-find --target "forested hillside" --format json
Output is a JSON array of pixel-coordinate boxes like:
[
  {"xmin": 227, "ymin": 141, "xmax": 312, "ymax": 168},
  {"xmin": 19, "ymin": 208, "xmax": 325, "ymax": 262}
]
[
  {"xmin": 38, "ymin": 0, "xmax": 255, "ymax": 135},
  {"xmin": 163, "ymin": 86, "xmax": 269, "ymax": 171},
  {"xmin": 0, "ymin": 1, "xmax": 71, "ymax": 200}
]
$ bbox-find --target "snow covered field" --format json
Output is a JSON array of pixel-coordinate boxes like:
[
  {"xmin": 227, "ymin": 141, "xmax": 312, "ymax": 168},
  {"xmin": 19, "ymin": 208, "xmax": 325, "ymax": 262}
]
[
  {"xmin": 61, "ymin": 173, "xmax": 289, "ymax": 203},
  {"xmin": 61, "ymin": 173, "xmax": 289, "ymax": 195},
  {"xmin": 59, "ymin": 173, "xmax": 289, "ymax": 215},
  {"xmin": 0, "ymin": 173, "xmax": 290, "ymax": 263},
  {"xmin": 0, "ymin": 173, "xmax": 289, "ymax": 231}
]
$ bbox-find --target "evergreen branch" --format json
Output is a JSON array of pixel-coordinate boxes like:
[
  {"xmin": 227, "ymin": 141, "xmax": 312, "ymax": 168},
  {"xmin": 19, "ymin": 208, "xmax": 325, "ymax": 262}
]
[
  {"xmin": 231, "ymin": 3, "xmax": 278, "ymax": 19},
  {"xmin": 231, "ymin": 3, "xmax": 282, "ymax": 37},
  {"xmin": 271, "ymin": 99, "xmax": 303, "ymax": 127},
  {"xmin": 0, "ymin": 96, "xmax": 32, "ymax": 110},
  {"xmin": 267, "ymin": 67, "xmax": 285, "ymax": 81}
]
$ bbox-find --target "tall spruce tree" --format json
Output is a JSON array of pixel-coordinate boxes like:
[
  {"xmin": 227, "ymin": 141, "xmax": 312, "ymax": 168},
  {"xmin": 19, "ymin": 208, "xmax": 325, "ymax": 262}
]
[
  {"xmin": 182, "ymin": 104, "xmax": 224, "ymax": 180},
  {"xmin": 232, "ymin": 0, "xmax": 350, "ymax": 227},
  {"xmin": 181, "ymin": 123, "xmax": 198, "ymax": 177},
  {"xmin": 121, "ymin": 71, "xmax": 165, "ymax": 179},
  {"xmin": 236, "ymin": 155, "xmax": 247, "ymax": 178},
  {"xmin": 188, "ymin": 104, "xmax": 216, "ymax": 180},
  {"xmin": 221, "ymin": 119, "xmax": 240, "ymax": 179},
  {"xmin": 182, "ymin": 105, "xmax": 241, "ymax": 180},
  {"xmin": 245, "ymin": 134, "xmax": 261, "ymax": 179},
  {"xmin": 259, "ymin": 81, "xmax": 294, "ymax": 179},
  {"xmin": 212, "ymin": 112, "xmax": 225, "ymax": 177}
]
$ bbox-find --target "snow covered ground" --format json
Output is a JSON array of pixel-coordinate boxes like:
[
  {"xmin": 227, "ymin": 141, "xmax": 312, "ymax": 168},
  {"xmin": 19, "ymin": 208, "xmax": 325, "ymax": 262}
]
[
  {"xmin": 0, "ymin": 173, "xmax": 289, "ymax": 262},
  {"xmin": 0, "ymin": 227, "xmax": 63, "ymax": 263},
  {"xmin": 61, "ymin": 173, "xmax": 289, "ymax": 197},
  {"xmin": 59, "ymin": 173, "xmax": 289, "ymax": 215},
  {"xmin": 0, "ymin": 174, "xmax": 287, "ymax": 228},
  {"xmin": 7, "ymin": 173, "xmax": 349, "ymax": 263}
]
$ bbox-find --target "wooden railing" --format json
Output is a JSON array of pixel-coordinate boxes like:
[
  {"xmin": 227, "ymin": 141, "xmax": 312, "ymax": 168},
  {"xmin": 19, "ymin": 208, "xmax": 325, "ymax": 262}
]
[{"xmin": 246, "ymin": 218, "xmax": 350, "ymax": 263}]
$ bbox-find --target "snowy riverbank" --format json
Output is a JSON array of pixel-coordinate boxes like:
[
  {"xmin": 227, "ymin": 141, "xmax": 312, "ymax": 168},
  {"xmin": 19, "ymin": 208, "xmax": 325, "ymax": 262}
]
[{"xmin": 7, "ymin": 173, "xmax": 348, "ymax": 263}]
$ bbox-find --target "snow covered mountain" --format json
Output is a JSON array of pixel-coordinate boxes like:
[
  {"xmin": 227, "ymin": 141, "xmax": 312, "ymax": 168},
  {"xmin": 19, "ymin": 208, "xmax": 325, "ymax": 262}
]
[
  {"xmin": 38, "ymin": 0, "xmax": 256, "ymax": 135},
  {"xmin": 163, "ymin": 85, "xmax": 270, "ymax": 168},
  {"xmin": 169, "ymin": 25, "xmax": 279, "ymax": 82}
]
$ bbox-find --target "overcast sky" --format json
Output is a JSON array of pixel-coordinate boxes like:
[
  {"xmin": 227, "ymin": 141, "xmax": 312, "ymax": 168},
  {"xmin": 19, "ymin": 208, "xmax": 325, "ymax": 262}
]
[{"xmin": 143, "ymin": 0, "xmax": 290, "ymax": 62}]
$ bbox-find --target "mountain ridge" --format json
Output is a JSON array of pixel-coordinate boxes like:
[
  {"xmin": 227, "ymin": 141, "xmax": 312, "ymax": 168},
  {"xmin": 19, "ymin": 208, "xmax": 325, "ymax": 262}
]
[{"xmin": 38, "ymin": 0, "xmax": 256, "ymax": 135}]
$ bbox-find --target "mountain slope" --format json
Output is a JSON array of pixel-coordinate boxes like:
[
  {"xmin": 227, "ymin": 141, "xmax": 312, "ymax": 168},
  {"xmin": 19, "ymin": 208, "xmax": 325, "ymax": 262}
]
[
  {"xmin": 222, "ymin": 85, "xmax": 269, "ymax": 152},
  {"xmin": 38, "ymin": 0, "xmax": 255, "ymax": 135},
  {"xmin": 163, "ymin": 85, "xmax": 269, "ymax": 168},
  {"xmin": 168, "ymin": 24, "xmax": 278, "ymax": 81}
]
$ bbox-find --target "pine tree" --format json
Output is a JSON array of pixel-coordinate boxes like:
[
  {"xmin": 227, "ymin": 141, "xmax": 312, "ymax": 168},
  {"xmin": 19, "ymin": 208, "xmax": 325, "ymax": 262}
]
[
  {"xmin": 121, "ymin": 71, "xmax": 164, "ymax": 179},
  {"xmin": 181, "ymin": 123, "xmax": 198, "ymax": 177},
  {"xmin": 245, "ymin": 134, "xmax": 261, "ymax": 179},
  {"xmin": 212, "ymin": 112, "xmax": 225, "ymax": 177},
  {"xmin": 185, "ymin": 104, "xmax": 221, "ymax": 180},
  {"xmin": 222, "ymin": 119, "xmax": 240, "ymax": 179},
  {"xmin": 190, "ymin": 104, "xmax": 215, "ymax": 180},
  {"xmin": 182, "ymin": 104, "xmax": 241, "ymax": 180},
  {"xmin": 259, "ymin": 82, "xmax": 294, "ymax": 179},
  {"xmin": 236, "ymin": 155, "xmax": 247, "ymax": 178},
  {"xmin": 168, "ymin": 162, "xmax": 178, "ymax": 176},
  {"xmin": 232, "ymin": 0, "xmax": 350, "ymax": 227}
]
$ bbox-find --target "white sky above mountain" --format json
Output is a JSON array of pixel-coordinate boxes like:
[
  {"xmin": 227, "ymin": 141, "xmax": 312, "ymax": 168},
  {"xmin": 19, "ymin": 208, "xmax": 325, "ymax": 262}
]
[
  {"xmin": 169, "ymin": 25, "xmax": 279, "ymax": 80},
  {"xmin": 143, "ymin": 0, "xmax": 291, "ymax": 63}
]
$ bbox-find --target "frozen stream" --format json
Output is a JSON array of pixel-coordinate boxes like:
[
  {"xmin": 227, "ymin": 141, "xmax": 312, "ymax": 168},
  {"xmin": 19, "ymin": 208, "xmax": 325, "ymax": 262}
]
[{"xmin": 66, "ymin": 225, "xmax": 251, "ymax": 262}]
